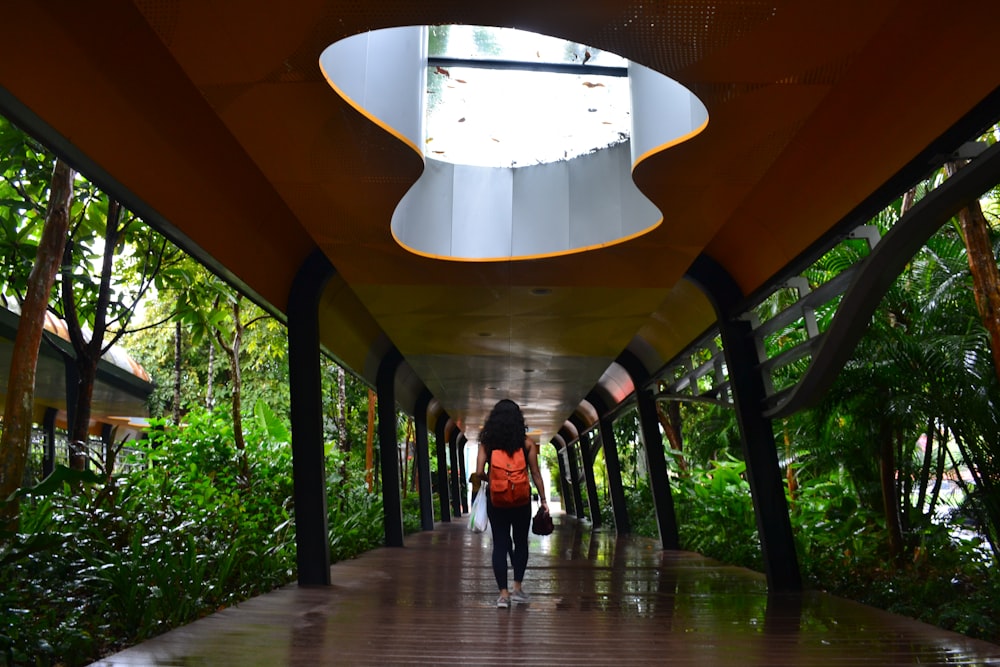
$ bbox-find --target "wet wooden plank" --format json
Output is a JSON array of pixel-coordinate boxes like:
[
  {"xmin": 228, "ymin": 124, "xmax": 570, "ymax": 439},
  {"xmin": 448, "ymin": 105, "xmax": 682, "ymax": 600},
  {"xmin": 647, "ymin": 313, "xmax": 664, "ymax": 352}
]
[{"xmin": 92, "ymin": 512, "xmax": 1000, "ymax": 666}]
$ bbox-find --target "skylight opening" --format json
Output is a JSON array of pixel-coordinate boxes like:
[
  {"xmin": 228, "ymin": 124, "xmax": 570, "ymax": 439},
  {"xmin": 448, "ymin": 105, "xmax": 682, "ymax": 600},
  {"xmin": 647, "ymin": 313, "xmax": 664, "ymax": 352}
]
[
  {"xmin": 319, "ymin": 25, "xmax": 708, "ymax": 261},
  {"xmin": 424, "ymin": 26, "xmax": 632, "ymax": 168}
]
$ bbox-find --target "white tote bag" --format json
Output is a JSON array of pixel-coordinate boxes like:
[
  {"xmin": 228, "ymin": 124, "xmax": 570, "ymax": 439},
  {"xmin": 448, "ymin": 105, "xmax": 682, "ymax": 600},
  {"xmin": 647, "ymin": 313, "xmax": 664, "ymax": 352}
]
[{"xmin": 469, "ymin": 485, "xmax": 489, "ymax": 533}]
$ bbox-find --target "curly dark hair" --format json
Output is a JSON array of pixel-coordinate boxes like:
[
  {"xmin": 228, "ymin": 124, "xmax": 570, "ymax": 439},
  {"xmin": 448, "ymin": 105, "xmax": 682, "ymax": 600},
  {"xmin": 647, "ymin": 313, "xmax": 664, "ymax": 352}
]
[{"xmin": 478, "ymin": 399, "xmax": 526, "ymax": 455}]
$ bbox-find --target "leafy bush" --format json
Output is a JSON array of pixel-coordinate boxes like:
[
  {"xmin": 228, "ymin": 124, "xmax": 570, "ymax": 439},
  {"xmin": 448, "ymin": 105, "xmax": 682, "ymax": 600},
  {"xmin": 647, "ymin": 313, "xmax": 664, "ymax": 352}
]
[
  {"xmin": 673, "ymin": 456, "xmax": 762, "ymax": 570},
  {"xmin": 624, "ymin": 457, "xmax": 999, "ymax": 642},
  {"xmin": 0, "ymin": 405, "xmax": 398, "ymax": 665},
  {"xmin": 324, "ymin": 446, "xmax": 384, "ymax": 562},
  {"xmin": 793, "ymin": 472, "xmax": 999, "ymax": 642}
]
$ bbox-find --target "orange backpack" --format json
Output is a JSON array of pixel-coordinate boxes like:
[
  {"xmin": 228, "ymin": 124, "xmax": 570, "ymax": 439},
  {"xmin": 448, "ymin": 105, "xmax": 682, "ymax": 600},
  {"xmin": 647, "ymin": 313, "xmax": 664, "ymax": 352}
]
[{"xmin": 489, "ymin": 447, "xmax": 531, "ymax": 508}]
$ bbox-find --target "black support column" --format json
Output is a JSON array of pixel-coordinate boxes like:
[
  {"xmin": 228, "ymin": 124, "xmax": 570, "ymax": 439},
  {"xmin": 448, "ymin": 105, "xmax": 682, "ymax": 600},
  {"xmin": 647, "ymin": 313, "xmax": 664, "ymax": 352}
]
[
  {"xmin": 565, "ymin": 439, "xmax": 588, "ymax": 520},
  {"xmin": 552, "ymin": 438, "xmax": 574, "ymax": 516},
  {"xmin": 688, "ymin": 254, "xmax": 801, "ymax": 592},
  {"xmin": 636, "ymin": 388, "xmax": 680, "ymax": 549},
  {"xmin": 435, "ymin": 415, "xmax": 452, "ymax": 522},
  {"xmin": 599, "ymin": 415, "xmax": 630, "ymax": 534},
  {"xmin": 618, "ymin": 350, "xmax": 680, "ymax": 548},
  {"xmin": 579, "ymin": 431, "xmax": 602, "ymax": 528},
  {"xmin": 376, "ymin": 348, "xmax": 405, "ymax": 547},
  {"xmin": 287, "ymin": 249, "xmax": 334, "ymax": 585},
  {"xmin": 457, "ymin": 433, "xmax": 469, "ymax": 514},
  {"xmin": 414, "ymin": 390, "xmax": 434, "ymax": 531},
  {"xmin": 448, "ymin": 426, "xmax": 463, "ymax": 518},
  {"xmin": 589, "ymin": 392, "xmax": 630, "ymax": 534}
]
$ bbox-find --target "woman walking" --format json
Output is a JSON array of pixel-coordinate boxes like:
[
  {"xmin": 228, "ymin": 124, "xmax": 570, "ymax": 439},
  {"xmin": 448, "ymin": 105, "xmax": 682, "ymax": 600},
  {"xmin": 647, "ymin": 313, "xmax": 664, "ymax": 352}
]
[{"xmin": 472, "ymin": 399, "xmax": 548, "ymax": 608}]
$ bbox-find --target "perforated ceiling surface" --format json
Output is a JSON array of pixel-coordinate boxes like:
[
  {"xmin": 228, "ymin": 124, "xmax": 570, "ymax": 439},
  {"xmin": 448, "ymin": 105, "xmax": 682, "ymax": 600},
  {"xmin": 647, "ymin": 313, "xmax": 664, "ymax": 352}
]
[{"xmin": 1, "ymin": 1, "xmax": 998, "ymax": 442}]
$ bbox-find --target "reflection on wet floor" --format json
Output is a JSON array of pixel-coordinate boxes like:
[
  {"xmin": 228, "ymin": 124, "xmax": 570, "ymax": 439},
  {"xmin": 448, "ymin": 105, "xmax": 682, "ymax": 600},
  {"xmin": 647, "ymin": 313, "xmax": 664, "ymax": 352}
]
[{"xmin": 94, "ymin": 511, "xmax": 1000, "ymax": 666}]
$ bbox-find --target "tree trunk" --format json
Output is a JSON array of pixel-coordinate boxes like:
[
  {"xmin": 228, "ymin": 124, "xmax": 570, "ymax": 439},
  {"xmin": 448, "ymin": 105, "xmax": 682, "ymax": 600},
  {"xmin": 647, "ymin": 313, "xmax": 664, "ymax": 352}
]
[
  {"xmin": 655, "ymin": 399, "xmax": 687, "ymax": 472},
  {"xmin": 783, "ymin": 419, "xmax": 798, "ymax": 503},
  {"xmin": 337, "ymin": 365, "xmax": 348, "ymax": 453},
  {"xmin": 211, "ymin": 294, "xmax": 249, "ymax": 482},
  {"xmin": 206, "ymin": 338, "xmax": 215, "ymax": 410},
  {"xmin": 878, "ymin": 416, "xmax": 904, "ymax": 563},
  {"xmin": 172, "ymin": 320, "xmax": 182, "ymax": 423},
  {"xmin": 366, "ymin": 389, "xmax": 376, "ymax": 492},
  {"xmin": 927, "ymin": 424, "xmax": 948, "ymax": 520},
  {"xmin": 915, "ymin": 422, "xmax": 934, "ymax": 516},
  {"xmin": 896, "ymin": 427, "xmax": 912, "ymax": 537},
  {"xmin": 219, "ymin": 297, "xmax": 246, "ymax": 454},
  {"xmin": 399, "ymin": 418, "xmax": 409, "ymax": 500},
  {"xmin": 228, "ymin": 339, "xmax": 244, "ymax": 452},
  {"xmin": 946, "ymin": 161, "xmax": 1000, "ymax": 383},
  {"xmin": 68, "ymin": 358, "xmax": 99, "ymax": 470},
  {"xmin": 0, "ymin": 159, "xmax": 74, "ymax": 524},
  {"xmin": 63, "ymin": 198, "xmax": 126, "ymax": 470}
]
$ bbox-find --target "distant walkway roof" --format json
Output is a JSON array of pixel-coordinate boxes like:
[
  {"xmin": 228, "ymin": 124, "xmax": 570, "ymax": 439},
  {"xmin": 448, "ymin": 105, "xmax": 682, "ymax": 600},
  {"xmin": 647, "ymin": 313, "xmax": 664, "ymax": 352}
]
[{"xmin": 0, "ymin": 299, "xmax": 153, "ymax": 435}]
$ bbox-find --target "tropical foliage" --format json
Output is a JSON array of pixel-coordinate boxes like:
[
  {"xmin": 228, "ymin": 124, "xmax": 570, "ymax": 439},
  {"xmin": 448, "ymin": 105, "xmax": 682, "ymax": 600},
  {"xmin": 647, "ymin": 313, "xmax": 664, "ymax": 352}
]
[
  {"xmin": 596, "ymin": 156, "xmax": 1000, "ymax": 641},
  {"xmin": 0, "ymin": 401, "xmax": 397, "ymax": 665}
]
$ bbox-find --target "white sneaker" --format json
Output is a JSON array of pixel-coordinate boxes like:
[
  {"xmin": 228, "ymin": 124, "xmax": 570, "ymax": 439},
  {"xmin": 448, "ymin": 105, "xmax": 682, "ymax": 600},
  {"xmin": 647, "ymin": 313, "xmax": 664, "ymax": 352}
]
[{"xmin": 511, "ymin": 589, "xmax": 531, "ymax": 603}]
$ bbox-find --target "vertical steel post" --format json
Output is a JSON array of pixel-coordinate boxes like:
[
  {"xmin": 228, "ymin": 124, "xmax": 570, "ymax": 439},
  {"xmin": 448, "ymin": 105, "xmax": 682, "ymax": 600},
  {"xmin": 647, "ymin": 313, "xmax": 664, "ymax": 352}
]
[
  {"xmin": 414, "ymin": 390, "xmax": 434, "ymax": 531},
  {"xmin": 687, "ymin": 254, "xmax": 801, "ymax": 591},
  {"xmin": 579, "ymin": 431, "xmax": 602, "ymax": 528},
  {"xmin": 565, "ymin": 439, "xmax": 588, "ymax": 520},
  {"xmin": 552, "ymin": 438, "xmax": 575, "ymax": 516},
  {"xmin": 635, "ymin": 388, "xmax": 680, "ymax": 549},
  {"xmin": 449, "ymin": 426, "xmax": 463, "ymax": 517},
  {"xmin": 435, "ymin": 415, "xmax": 452, "ymax": 522},
  {"xmin": 376, "ymin": 348, "xmax": 405, "ymax": 547},
  {"xmin": 599, "ymin": 414, "xmax": 630, "ymax": 534},
  {"xmin": 589, "ymin": 392, "xmax": 630, "ymax": 534},
  {"xmin": 457, "ymin": 433, "xmax": 469, "ymax": 514},
  {"xmin": 287, "ymin": 249, "xmax": 333, "ymax": 585}
]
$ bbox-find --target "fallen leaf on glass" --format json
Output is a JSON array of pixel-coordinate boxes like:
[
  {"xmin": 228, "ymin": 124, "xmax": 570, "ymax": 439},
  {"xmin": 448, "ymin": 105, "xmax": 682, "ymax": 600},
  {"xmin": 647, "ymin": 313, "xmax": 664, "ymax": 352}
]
[
  {"xmin": 435, "ymin": 66, "xmax": 450, "ymax": 77},
  {"xmin": 582, "ymin": 81, "xmax": 604, "ymax": 88}
]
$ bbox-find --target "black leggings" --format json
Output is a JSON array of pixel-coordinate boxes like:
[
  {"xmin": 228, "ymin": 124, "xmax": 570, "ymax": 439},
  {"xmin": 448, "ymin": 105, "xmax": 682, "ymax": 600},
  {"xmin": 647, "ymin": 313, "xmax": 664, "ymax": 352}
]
[{"xmin": 487, "ymin": 500, "xmax": 531, "ymax": 590}]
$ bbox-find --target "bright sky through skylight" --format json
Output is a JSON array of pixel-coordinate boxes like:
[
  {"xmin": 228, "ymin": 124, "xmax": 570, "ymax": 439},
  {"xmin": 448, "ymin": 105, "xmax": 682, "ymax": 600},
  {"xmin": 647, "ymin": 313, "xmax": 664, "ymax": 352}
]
[{"xmin": 425, "ymin": 26, "xmax": 631, "ymax": 168}]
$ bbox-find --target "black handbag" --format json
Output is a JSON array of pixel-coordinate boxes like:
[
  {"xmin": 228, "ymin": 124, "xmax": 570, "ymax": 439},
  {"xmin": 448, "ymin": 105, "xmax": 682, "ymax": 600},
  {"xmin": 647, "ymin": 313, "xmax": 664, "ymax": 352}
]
[{"xmin": 531, "ymin": 506, "xmax": 554, "ymax": 535}]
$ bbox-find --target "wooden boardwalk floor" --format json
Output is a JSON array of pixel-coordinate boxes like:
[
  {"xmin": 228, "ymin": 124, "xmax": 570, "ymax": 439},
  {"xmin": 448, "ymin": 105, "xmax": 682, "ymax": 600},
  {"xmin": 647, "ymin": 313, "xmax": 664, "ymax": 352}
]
[{"xmin": 93, "ymin": 511, "xmax": 1000, "ymax": 666}]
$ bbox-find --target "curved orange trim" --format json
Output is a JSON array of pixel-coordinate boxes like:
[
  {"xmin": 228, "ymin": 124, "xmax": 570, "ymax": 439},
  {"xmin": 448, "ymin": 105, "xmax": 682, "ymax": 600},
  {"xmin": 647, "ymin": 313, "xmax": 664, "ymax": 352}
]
[
  {"xmin": 321, "ymin": 69, "xmax": 425, "ymax": 161},
  {"xmin": 390, "ymin": 215, "xmax": 665, "ymax": 264},
  {"xmin": 631, "ymin": 114, "xmax": 709, "ymax": 172}
]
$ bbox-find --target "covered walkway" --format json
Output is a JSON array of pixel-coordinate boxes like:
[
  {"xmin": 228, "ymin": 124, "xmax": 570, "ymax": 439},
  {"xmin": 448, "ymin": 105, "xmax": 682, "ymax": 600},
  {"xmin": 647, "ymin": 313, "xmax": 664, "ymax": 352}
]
[
  {"xmin": 4, "ymin": 1, "xmax": 1000, "ymax": 597},
  {"xmin": 93, "ymin": 515, "xmax": 1000, "ymax": 666}
]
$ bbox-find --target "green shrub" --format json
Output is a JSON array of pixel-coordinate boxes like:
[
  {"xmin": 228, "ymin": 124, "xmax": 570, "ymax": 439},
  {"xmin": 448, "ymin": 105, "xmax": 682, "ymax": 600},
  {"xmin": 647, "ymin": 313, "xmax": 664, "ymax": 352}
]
[
  {"xmin": 627, "ymin": 458, "xmax": 999, "ymax": 643},
  {"xmin": 0, "ymin": 405, "xmax": 401, "ymax": 665},
  {"xmin": 673, "ymin": 456, "xmax": 762, "ymax": 570}
]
